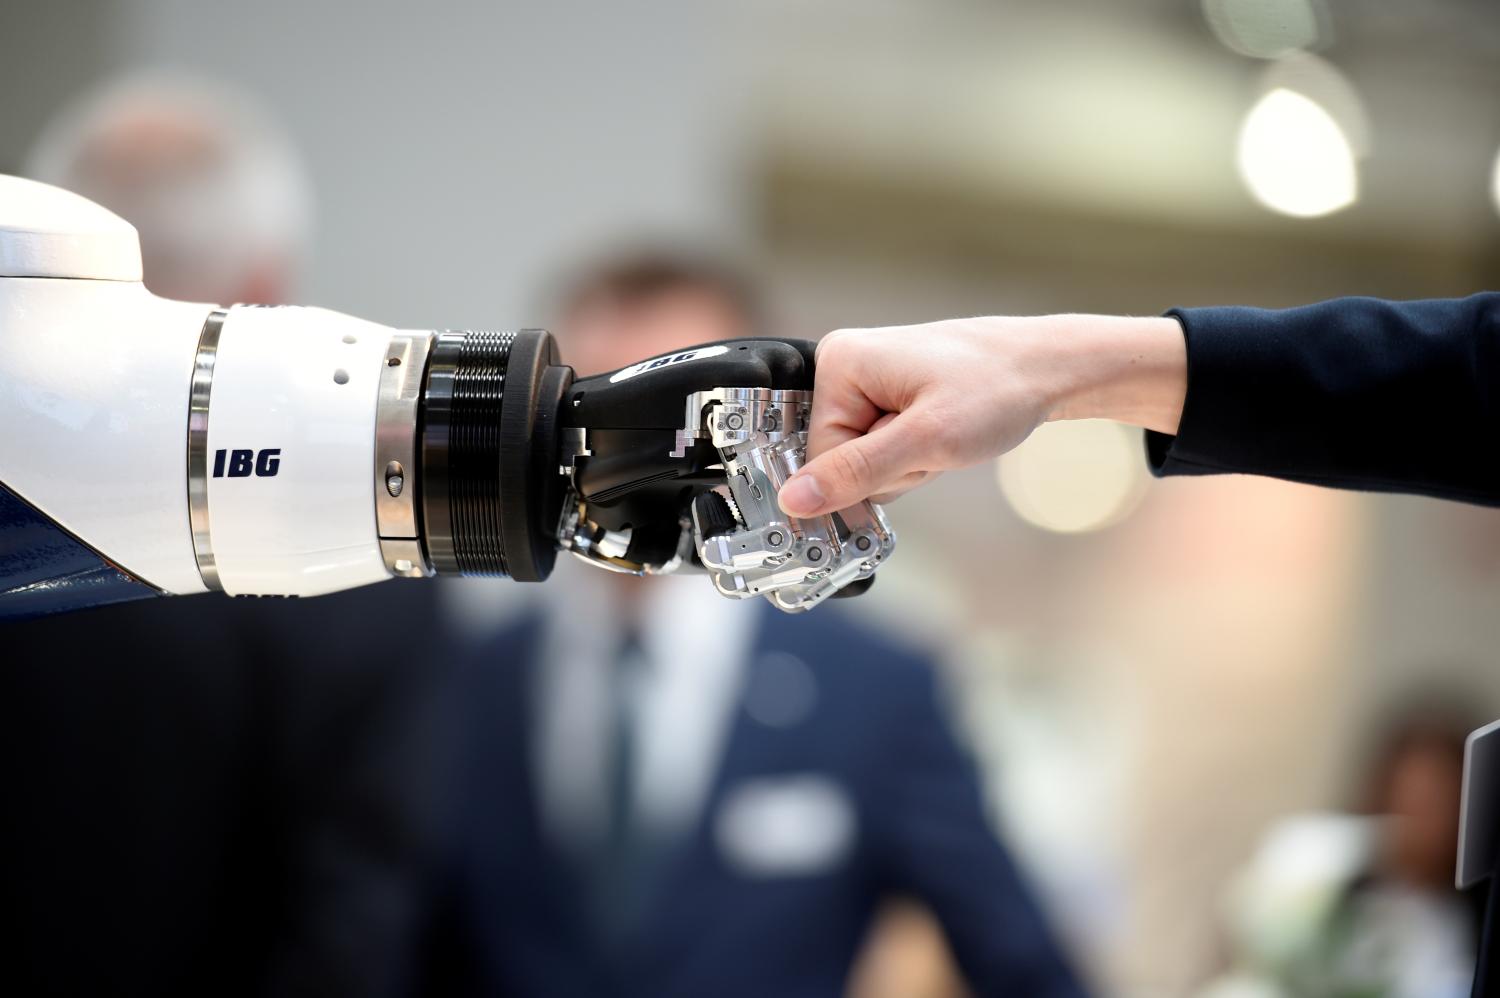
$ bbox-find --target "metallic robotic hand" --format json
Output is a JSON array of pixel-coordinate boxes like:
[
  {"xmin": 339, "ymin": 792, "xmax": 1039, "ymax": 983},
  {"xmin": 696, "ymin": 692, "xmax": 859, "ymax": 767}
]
[
  {"xmin": 0, "ymin": 175, "xmax": 893, "ymax": 619},
  {"xmin": 687, "ymin": 390, "xmax": 894, "ymax": 611},
  {"xmin": 557, "ymin": 353, "xmax": 894, "ymax": 613}
]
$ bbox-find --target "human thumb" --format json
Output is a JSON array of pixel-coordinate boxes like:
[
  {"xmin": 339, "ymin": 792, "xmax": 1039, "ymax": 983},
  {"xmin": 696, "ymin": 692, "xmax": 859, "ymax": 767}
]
[{"xmin": 779, "ymin": 416, "xmax": 923, "ymax": 518}]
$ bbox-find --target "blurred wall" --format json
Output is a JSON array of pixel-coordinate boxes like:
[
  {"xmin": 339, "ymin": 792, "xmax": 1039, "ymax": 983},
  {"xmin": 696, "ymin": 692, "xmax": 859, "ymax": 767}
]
[
  {"xmin": 0, "ymin": 0, "xmax": 750, "ymax": 326},
  {"xmin": 0, "ymin": 4, "xmax": 115, "ymax": 172}
]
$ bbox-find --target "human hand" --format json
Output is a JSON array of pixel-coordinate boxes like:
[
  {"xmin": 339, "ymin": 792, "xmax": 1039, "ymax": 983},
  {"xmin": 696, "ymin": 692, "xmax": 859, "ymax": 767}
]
[{"xmin": 777, "ymin": 314, "xmax": 1187, "ymax": 518}]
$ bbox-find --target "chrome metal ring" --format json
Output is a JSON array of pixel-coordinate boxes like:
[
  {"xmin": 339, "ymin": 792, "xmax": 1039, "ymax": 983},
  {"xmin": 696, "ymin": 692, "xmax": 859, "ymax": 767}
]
[
  {"xmin": 187, "ymin": 309, "xmax": 226, "ymax": 592},
  {"xmin": 375, "ymin": 332, "xmax": 435, "ymax": 578}
]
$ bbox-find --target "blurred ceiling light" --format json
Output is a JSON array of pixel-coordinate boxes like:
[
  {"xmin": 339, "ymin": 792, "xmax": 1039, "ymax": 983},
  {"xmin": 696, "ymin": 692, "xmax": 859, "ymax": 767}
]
[
  {"xmin": 1202, "ymin": 0, "xmax": 1329, "ymax": 59},
  {"xmin": 1260, "ymin": 51, "xmax": 1369, "ymax": 151},
  {"xmin": 996, "ymin": 420, "xmax": 1147, "ymax": 535},
  {"xmin": 1236, "ymin": 87, "xmax": 1357, "ymax": 218}
]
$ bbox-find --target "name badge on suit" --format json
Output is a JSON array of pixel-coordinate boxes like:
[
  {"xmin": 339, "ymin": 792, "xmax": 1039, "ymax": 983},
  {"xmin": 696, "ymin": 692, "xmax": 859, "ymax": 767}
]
[{"xmin": 715, "ymin": 774, "xmax": 857, "ymax": 877}]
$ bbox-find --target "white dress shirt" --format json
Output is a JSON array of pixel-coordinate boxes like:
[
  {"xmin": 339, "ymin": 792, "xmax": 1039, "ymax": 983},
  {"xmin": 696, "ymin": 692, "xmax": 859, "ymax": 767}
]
[{"xmin": 525, "ymin": 561, "xmax": 759, "ymax": 859}]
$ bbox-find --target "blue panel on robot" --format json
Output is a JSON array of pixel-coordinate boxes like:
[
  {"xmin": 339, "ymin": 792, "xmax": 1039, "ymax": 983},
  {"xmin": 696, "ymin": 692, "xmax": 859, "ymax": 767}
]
[{"xmin": 0, "ymin": 481, "xmax": 156, "ymax": 620}]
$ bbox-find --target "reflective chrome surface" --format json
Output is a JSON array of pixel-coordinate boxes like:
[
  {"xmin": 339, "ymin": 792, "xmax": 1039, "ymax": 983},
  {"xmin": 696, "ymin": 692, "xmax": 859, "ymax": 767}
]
[
  {"xmin": 682, "ymin": 386, "xmax": 894, "ymax": 612},
  {"xmin": 186, "ymin": 309, "xmax": 226, "ymax": 592},
  {"xmin": 375, "ymin": 332, "xmax": 434, "ymax": 578}
]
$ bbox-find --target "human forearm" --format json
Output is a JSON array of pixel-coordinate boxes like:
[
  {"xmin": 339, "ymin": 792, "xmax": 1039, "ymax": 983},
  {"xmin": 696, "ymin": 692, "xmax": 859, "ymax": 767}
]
[
  {"xmin": 1039, "ymin": 314, "xmax": 1186, "ymax": 434},
  {"xmin": 782, "ymin": 294, "xmax": 1500, "ymax": 520},
  {"xmin": 780, "ymin": 313, "xmax": 1187, "ymax": 517}
]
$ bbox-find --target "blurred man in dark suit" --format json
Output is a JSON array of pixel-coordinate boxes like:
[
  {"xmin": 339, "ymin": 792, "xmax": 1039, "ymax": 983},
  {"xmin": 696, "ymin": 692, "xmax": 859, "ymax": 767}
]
[
  {"xmin": 422, "ymin": 255, "xmax": 1087, "ymax": 998},
  {"xmin": 2, "ymin": 73, "xmax": 451, "ymax": 998}
]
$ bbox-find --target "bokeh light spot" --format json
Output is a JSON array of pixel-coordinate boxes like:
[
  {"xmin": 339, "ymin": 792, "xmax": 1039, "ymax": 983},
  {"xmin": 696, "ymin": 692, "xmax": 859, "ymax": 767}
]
[
  {"xmin": 997, "ymin": 420, "xmax": 1148, "ymax": 535},
  {"xmin": 1236, "ymin": 88, "xmax": 1357, "ymax": 218}
]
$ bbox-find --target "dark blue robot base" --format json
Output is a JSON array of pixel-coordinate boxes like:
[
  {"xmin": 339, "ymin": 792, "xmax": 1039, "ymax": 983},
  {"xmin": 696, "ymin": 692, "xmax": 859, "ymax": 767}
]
[{"xmin": 0, "ymin": 481, "xmax": 157, "ymax": 621}]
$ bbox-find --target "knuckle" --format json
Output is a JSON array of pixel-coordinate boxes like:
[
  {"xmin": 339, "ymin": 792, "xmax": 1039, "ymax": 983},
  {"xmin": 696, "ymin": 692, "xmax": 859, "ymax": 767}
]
[
  {"xmin": 828, "ymin": 443, "xmax": 877, "ymax": 491},
  {"xmin": 816, "ymin": 328, "xmax": 853, "ymax": 362}
]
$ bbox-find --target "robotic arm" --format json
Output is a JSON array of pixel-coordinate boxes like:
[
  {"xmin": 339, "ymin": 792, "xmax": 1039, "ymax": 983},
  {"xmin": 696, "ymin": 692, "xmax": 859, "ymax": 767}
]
[{"xmin": 0, "ymin": 175, "xmax": 893, "ymax": 620}]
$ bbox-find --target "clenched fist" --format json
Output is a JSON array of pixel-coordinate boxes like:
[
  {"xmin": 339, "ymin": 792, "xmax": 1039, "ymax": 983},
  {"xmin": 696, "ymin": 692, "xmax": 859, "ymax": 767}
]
[{"xmin": 778, "ymin": 314, "xmax": 1188, "ymax": 518}]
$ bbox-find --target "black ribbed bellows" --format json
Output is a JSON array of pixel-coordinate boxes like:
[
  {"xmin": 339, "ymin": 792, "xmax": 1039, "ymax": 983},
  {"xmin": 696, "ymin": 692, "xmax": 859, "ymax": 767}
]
[{"xmin": 420, "ymin": 331, "xmax": 515, "ymax": 576}]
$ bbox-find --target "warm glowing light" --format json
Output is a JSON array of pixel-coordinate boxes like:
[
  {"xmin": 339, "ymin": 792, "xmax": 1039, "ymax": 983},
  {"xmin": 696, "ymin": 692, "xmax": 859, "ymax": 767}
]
[
  {"xmin": 1236, "ymin": 88, "xmax": 1357, "ymax": 218},
  {"xmin": 996, "ymin": 420, "xmax": 1147, "ymax": 535}
]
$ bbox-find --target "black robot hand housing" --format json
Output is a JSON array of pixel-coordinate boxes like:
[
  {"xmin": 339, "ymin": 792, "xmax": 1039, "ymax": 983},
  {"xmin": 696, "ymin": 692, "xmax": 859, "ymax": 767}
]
[{"xmin": 408, "ymin": 331, "xmax": 893, "ymax": 612}]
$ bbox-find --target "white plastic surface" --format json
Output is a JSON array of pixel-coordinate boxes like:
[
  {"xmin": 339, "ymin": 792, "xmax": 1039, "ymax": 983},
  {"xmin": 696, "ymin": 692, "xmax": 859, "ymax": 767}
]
[
  {"xmin": 0, "ymin": 277, "xmax": 210, "ymax": 592},
  {"xmin": 0, "ymin": 174, "xmax": 143, "ymax": 281},
  {"xmin": 0, "ymin": 177, "xmax": 397, "ymax": 597},
  {"xmin": 206, "ymin": 306, "xmax": 394, "ymax": 596}
]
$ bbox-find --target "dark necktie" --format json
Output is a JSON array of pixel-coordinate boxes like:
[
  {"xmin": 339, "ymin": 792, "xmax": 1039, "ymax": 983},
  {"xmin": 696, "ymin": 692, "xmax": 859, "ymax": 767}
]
[{"xmin": 590, "ymin": 628, "xmax": 656, "ymax": 945}]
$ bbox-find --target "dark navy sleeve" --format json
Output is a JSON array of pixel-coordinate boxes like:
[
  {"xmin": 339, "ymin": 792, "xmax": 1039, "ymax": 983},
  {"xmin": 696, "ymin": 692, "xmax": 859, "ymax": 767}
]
[
  {"xmin": 1146, "ymin": 293, "xmax": 1500, "ymax": 505},
  {"xmin": 868, "ymin": 663, "xmax": 1089, "ymax": 998}
]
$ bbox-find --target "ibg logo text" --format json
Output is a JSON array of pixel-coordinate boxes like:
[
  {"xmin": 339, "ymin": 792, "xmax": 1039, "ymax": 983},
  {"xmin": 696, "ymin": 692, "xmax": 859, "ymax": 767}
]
[{"xmin": 213, "ymin": 448, "xmax": 281, "ymax": 478}]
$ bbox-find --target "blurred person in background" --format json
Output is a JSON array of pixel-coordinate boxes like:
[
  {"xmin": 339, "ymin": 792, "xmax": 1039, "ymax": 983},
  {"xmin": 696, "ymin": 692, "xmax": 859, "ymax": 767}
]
[
  {"xmin": 2, "ymin": 71, "xmax": 453, "ymax": 998},
  {"xmin": 26, "ymin": 69, "xmax": 310, "ymax": 307},
  {"xmin": 419, "ymin": 253, "xmax": 1087, "ymax": 998},
  {"xmin": 1201, "ymin": 700, "xmax": 1482, "ymax": 998}
]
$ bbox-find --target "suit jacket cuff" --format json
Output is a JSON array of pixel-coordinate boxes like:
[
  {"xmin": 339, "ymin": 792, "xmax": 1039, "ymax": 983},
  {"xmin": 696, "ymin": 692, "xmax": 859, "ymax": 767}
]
[{"xmin": 1143, "ymin": 308, "xmax": 1220, "ymax": 479}]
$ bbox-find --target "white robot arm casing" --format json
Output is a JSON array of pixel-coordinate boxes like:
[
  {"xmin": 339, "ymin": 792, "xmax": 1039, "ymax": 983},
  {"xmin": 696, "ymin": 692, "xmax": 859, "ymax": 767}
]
[
  {"xmin": 0, "ymin": 174, "xmax": 393, "ymax": 597},
  {"xmin": 198, "ymin": 306, "xmax": 396, "ymax": 596},
  {"xmin": 1, "ymin": 275, "xmax": 209, "ymax": 593}
]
